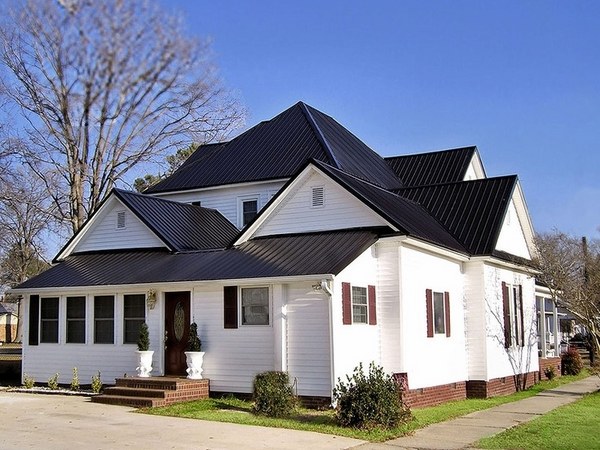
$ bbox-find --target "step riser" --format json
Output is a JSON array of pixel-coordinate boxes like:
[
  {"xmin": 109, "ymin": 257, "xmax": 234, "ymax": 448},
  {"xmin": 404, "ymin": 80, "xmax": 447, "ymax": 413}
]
[{"xmin": 93, "ymin": 377, "xmax": 210, "ymax": 408}]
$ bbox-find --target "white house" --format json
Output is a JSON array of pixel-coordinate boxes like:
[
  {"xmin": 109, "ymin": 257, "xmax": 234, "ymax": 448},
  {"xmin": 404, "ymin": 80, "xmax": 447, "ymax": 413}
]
[{"xmin": 11, "ymin": 102, "xmax": 541, "ymax": 406}]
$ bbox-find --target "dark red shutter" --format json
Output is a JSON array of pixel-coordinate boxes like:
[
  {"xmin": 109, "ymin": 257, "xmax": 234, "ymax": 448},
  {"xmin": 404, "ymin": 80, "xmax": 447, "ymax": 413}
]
[
  {"xmin": 224, "ymin": 286, "xmax": 238, "ymax": 329},
  {"xmin": 444, "ymin": 291, "xmax": 451, "ymax": 337},
  {"xmin": 28, "ymin": 295, "xmax": 39, "ymax": 346},
  {"xmin": 426, "ymin": 289, "xmax": 433, "ymax": 337},
  {"xmin": 368, "ymin": 285, "xmax": 377, "ymax": 325},
  {"xmin": 342, "ymin": 282, "xmax": 352, "ymax": 325},
  {"xmin": 502, "ymin": 282, "xmax": 511, "ymax": 348},
  {"xmin": 518, "ymin": 285, "xmax": 525, "ymax": 347}
]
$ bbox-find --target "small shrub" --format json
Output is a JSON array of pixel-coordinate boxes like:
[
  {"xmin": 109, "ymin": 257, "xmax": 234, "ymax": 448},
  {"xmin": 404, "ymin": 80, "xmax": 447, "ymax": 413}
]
[
  {"xmin": 187, "ymin": 322, "xmax": 202, "ymax": 352},
  {"xmin": 70, "ymin": 367, "xmax": 80, "ymax": 391},
  {"xmin": 23, "ymin": 374, "xmax": 35, "ymax": 389},
  {"xmin": 91, "ymin": 371, "xmax": 102, "ymax": 394},
  {"xmin": 252, "ymin": 371, "xmax": 297, "ymax": 417},
  {"xmin": 561, "ymin": 347, "xmax": 584, "ymax": 375},
  {"xmin": 137, "ymin": 322, "xmax": 150, "ymax": 351},
  {"xmin": 47, "ymin": 373, "xmax": 59, "ymax": 390},
  {"xmin": 333, "ymin": 362, "xmax": 411, "ymax": 429},
  {"xmin": 544, "ymin": 365, "xmax": 556, "ymax": 380}
]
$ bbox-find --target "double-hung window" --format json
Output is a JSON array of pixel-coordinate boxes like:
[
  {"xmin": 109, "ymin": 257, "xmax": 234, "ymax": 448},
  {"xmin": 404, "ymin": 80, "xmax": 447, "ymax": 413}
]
[
  {"xmin": 66, "ymin": 296, "xmax": 86, "ymax": 343},
  {"xmin": 426, "ymin": 289, "xmax": 451, "ymax": 337},
  {"xmin": 238, "ymin": 196, "xmax": 259, "ymax": 228},
  {"xmin": 40, "ymin": 297, "xmax": 59, "ymax": 343},
  {"xmin": 502, "ymin": 282, "xmax": 524, "ymax": 348},
  {"xmin": 351, "ymin": 286, "xmax": 368, "ymax": 324},
  {"xmin": 95, "ymin": 295, "xmax": 115, "ymax": 344},
  {"xmin": 241, "ymin": 287, "xmax": 269, "ymax": 325},
  {"xmin": 123, "ymin": 294, "xmax": 146, "ymax": 344}
]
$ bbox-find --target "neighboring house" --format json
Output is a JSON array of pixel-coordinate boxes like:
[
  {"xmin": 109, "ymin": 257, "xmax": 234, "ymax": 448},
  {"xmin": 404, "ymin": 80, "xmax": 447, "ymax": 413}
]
[
  {"xmin": 11, "ymin": 102, "xmax": 540, "ymax": 406},
  {"xmin": 0, "ymin": 302, "xmax": 18, "ymax": 343}
]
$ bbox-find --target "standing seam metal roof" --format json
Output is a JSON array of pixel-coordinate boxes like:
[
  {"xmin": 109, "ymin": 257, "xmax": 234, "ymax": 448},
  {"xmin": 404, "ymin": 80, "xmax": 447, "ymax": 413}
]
[{"xmin": 396, "ymin": 176, "xmax": 517, "ymax": 255}]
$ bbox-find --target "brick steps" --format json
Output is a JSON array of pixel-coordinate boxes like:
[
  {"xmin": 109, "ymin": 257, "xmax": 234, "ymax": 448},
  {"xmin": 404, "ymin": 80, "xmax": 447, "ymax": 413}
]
[{"xmin": 92, "ymin": 377, "xmax": 209, "ymax": 408}]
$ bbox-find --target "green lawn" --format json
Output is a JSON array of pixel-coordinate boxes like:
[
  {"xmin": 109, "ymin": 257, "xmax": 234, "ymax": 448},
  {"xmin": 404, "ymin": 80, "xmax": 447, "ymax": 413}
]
[
  {"xmin": 477, "ymin": 391, "xmax": 600, "ymax": 449},
  {"xmin": 140, "ymin": 372, "xmax": 590, "ymax": 443}
]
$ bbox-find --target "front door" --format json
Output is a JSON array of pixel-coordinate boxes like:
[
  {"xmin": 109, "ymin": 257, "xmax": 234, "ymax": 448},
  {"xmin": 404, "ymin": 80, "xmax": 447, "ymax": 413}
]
[{"xmin": 164, "ymin": 291, "xmax": 191, "ymax": 376}]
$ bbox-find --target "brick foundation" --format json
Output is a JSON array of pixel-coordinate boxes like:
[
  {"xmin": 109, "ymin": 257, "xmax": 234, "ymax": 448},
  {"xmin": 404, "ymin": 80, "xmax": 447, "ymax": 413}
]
[
  {"xmin": 403, "ymin": 381, "xmax": 467, "ymax": 408},
  {"xmin": 466, "ymin": 371, "xmax": 539, "ymax": 398},
  {"xmin": 539, "ymin": 357, "xmax": 561, "ymax": 380}
]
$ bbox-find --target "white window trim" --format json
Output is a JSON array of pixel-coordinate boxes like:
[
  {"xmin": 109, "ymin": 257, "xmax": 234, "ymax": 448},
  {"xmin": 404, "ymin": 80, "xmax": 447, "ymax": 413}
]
[
  {"xmin": 237, "ymin": 195, "xmax": 260, "ymax": 228},
  {"xmin": 351, "ymin": 285, "xmax": 368, "ymax": 325},
  {"xmin": 240, "ymin": 285, "xmax": 271, "ymax": 327}
]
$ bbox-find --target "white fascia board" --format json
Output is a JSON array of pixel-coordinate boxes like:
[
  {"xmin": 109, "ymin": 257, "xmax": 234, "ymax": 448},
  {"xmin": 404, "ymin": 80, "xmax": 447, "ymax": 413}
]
[
  {"xmin": 512, "ymin": 180, "xmax": 537, "ymax": 258},
  {"xmin": 54, "ymin": 196, "xmax": 119, "ymax": 261},
  {"xmin": 150, "ymin": 178, "xmax": 289, "ymax": 197},
  {"xmin": 378, "ymin": 235, "xmax": 470, "ymax": 262},
  {"xmin": 471, "ymin": 255, "xmax": 539, "ymax": 275},
  {"xmin": 8, "ymin": 274, "xmax": 335, "ymax": 295},
  {"xmin": 469, "ymin": 148, "xmax": 487, "ymax": 179}
]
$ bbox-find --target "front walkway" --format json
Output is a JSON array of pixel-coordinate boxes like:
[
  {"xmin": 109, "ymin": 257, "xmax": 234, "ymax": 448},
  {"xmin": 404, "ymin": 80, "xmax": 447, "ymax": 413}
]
[{"xmin": 355, "ymin": 375, "xmax": 600, "ymax": 450}]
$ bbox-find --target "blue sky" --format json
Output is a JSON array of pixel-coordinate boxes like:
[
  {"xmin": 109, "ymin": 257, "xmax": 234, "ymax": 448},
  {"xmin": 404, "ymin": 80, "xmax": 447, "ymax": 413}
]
[{"xmin": 163, "ymin": 0, "xmax": 599, "ymax": 239}]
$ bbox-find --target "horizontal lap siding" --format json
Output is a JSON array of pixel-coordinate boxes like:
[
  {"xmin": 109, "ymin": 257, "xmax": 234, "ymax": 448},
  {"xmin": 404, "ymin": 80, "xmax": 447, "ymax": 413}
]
[
  {"xmin": 286, "ymin": 284, "xmax": 331, "ymax": 397},
  {"xmin": 155, "ymin": 181, "xmax": 285, "ymax": 228},
  {"xmin": 192, "ymin": 286, "xmax": 274, "ymax": 393},
  {"xmin": 464, "ymin": 261, "xmax": 487, "ymax": 380},
  {"xmin": 75, "ymin": 199, "xmax": 164, "ymax": 253},
  {"xmin": 255, "ymin": 172, "xmax": 387, "ymax": 237},
  {"xmin": 376, "ymin": 243, "xmax": 401, "ymax": 372}
]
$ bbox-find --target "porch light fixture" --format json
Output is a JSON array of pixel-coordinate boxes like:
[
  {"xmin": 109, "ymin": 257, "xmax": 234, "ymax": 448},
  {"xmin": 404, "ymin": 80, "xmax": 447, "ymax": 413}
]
[{"xmin": 147, "ymin": 289, "xmax": 157, "ymax": 310}]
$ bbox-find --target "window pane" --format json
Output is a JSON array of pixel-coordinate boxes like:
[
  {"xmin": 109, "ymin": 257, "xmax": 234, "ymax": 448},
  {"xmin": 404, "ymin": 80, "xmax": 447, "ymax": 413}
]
[
  {"xmin": 352, "ymin": 287, "xmax": 367, "ymax": 324},
  {"xmin": 66, "ymin": 297, "xmax": 86, "ymax": 343},
  {"xmin": 241, "ymin": 287, "xmax": 269, "ymax": 325},
  {"xmin": 434, "ymin": 292, "xmax": 445, "ymax": 334},
  {"xmin": 123, "ymin": 294, "xmax": 145, "ymax": 344},
  {"xmin": 40, "ymin": 297, "xmax": 59, "ymax": 343},
  {"xmin": 95, "ymin": 296, "xmax": 114, "ymax": 344},
  {"xmin": 242, "ymin": 200, "xmax": 258, "ymax": 226}
]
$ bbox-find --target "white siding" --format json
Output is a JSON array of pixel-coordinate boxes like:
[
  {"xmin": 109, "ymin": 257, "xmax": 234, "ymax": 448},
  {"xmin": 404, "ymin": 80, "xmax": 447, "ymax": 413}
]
[
  {"xmin": 255, "ymin": 171, "xmax": 388, "ymax": 237},
  {"xmin": 22, "ymin": 289, "xmax": 162, "ymax": 384},
  {"xmin": 286, "ymin": 283, "xmax": 331, "ymax": 397},
  {"xmin": 483, "ymin": 264, "xmax": 539, "ymax": 380},
  {"xmin": 331, "ymin": 246, "xmax": 380, "ymax": 384},
  {"xmin": 463, "ymin": 260, "xmax": 487, "ymax": 380},
  {"xmin": 376, "ymin": 242, "xmax": 402, "ymax": 372},
  {"xmin": 153, "ymin": 181, "xmax": 285, "ymax": 228},
  {"xmin": 495, "ymin": 200, "xmax": 531, "ymax": 260},
  {"xmin": 464, "ymin": 153, "xmax": 486, "ymax": 181},
  {"xmin": 398, "ymin": 244, "xmax": 467, "ymax": 389},
  {"xmin": 74, "ymin": 198, "xmax": 164, "ymax": 253},
  {"xmin": 192, "ymin": 284, "xmax": 275, "ymax": 393}
]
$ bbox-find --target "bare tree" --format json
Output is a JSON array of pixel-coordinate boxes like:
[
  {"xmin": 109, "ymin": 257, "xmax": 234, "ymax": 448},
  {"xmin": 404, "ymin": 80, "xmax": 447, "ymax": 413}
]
[
  {"xmin": 534, "ymin": 231, "xmax": 600, "ymax": 356},
  {"xmin": 0, "ymin": 164, "xmax": 55, "ymax": 342},
  {"xmin": 0, "ymin": 0, "xmax": 245, "ymax": 234}
]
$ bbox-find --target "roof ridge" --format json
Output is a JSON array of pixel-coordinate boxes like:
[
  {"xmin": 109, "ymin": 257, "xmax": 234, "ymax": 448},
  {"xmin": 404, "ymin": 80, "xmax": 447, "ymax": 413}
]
[
  {"xmin": 117, "ymin": 188, "xmax": 221, "ymax": 213},
  {"xmin": 299, "ymin": 102, "xmax": 341, "ymax": 168},
  {"xmin": 395, "ymin": 174, "xmax": 518, "ymax": 192},
  {"xmin": 385, "ymin": 146, "xmax": 477, "ymax": 160}
]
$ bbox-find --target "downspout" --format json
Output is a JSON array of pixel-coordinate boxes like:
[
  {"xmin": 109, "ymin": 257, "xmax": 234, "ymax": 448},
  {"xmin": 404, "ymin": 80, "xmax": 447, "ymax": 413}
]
[{"xmin": 322, "ymin": 277, "xmax": 336, "ymax": 406}]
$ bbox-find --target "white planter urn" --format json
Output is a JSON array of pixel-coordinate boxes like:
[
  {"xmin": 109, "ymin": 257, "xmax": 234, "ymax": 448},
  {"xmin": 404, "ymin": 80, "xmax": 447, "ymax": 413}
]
[
  {"xmin": 185, "ymin": 351, "xmax": 205, "ymax": 379},
  {"xmin": 136, "ymin": 350, "xmax": 154, "ymax": 377}
]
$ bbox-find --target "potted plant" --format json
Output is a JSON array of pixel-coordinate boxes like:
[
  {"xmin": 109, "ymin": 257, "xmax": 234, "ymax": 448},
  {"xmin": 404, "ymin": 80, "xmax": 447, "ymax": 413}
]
[
  {"xmin": 185, "ymin": 322, "xmax": 205, "ymax": 379},
  {"xmin": 136, "ymin": 322, "xmax": 153, "ymax": 377}
]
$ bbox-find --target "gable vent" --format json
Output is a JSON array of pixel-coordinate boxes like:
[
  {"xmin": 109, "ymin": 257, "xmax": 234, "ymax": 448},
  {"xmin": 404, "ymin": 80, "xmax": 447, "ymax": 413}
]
[
  {"xmin": 311, "ymin": 186, "xmax": 325, "ymax": 208},
  {"xmin": 116, "ymin": 211, "xmax": 126, "ymax": 229}
]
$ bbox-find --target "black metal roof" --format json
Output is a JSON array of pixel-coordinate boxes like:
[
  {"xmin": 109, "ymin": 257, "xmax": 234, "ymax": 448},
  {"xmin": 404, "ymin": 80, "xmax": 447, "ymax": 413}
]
[
  {"xmin": 17, "ymin": 230, "xmax": 380, "ymax": 289},
  {"xmin": 397, "ymin": 176, "xmax": 517, "ymax": 255},
  {"xmin": 385, "ymin": 146, "xmax": 480, "ymax": 187},
  {"xmin": 146, "ymin": 102, "xmax": 402, "ymax": 194},
  {"xmin": 312, "ymin": 160, "xmax": 466, "ymax": 253}
]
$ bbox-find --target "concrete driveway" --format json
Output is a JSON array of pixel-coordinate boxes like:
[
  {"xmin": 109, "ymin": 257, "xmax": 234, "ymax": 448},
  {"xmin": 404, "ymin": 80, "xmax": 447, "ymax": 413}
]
[{"xmin": 0, "ymin": 391, "xmax": 364, "ymax": 450}]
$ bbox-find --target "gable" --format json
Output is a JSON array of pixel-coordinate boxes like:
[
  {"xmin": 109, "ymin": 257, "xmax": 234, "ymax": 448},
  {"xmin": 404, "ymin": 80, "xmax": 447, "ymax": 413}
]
[
  {"xmin": 72, "ymin": 197, "xmax": 164, "ymax": 254},
  {"xmin": 494, "ymin": 187, "xmax": 534, "ymax": 260},
  {"xmin": 254, "ymin": 169, "xmax": 389, "ymax": 237},
  {"xmin": 463, "ymin": 151, "xmax": 486, "ymax": 181}
]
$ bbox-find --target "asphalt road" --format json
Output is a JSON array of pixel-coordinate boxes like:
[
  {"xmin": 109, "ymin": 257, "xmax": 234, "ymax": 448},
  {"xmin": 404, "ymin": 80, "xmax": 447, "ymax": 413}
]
[{"xmin": 0, "ymin": 391, "xmax": 364, "ymax": 450}]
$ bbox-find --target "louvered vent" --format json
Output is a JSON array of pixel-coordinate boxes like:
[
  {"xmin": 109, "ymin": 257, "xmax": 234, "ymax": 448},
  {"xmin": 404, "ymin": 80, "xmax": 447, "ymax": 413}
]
[
  {"xmin": 311, "ymin": 186, "xmax": 324, "ymax": 207},
  {"xmin": 116, "ymin": 211, "xmax": 126, "ymax": 229}
]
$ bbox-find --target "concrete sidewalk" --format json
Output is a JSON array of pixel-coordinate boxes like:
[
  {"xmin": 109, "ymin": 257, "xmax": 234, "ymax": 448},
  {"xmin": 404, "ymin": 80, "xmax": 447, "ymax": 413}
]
[{"xmin": 354, "ymin": 375, "xmax": 600, "ymax": 450}]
